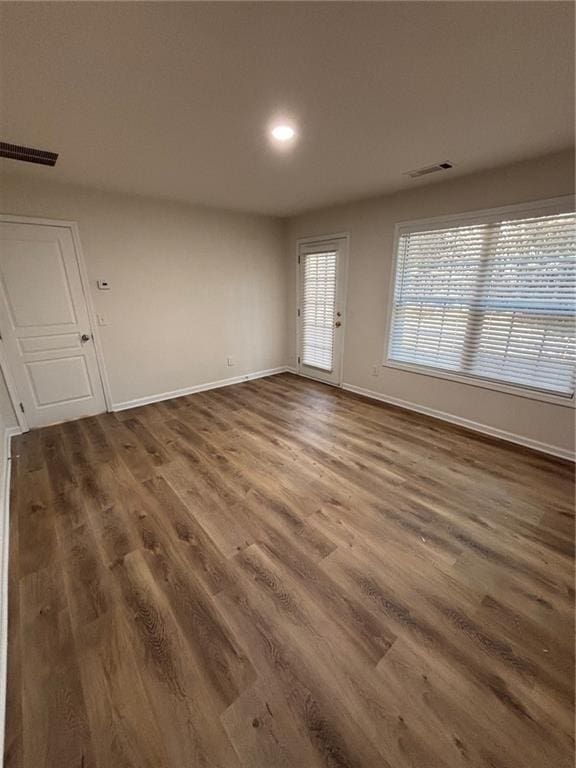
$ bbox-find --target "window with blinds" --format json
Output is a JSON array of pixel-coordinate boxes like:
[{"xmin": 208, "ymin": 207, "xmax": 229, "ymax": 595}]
[
  {"xmin": 387, "ymin": 205, "xmax": 576, "ymax": 399},
  {"xmin": 301, "ymin": 250, "xmax": 337, "ymax": 371}
]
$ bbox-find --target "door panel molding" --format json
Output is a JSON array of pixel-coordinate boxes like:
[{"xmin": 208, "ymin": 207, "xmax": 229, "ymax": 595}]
[
  {"xmin": 25, "ymin": 355, "xmax": 94, "ymax": 407},
  {"xmin": 18, "ymin": 333, "xmax": 81, "ymax": 355},
  {"xmin": 0, "ymin": 214, "xmax": 113, "ymax": 426}
]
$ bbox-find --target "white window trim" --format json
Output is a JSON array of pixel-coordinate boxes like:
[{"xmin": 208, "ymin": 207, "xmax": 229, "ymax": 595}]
[{"xmin": 382, "ymin": 195, "xmax": 576, "ymax": 408}]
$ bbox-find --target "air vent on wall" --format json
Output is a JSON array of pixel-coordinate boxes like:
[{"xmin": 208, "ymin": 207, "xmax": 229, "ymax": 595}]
[
  {"xmin": 0, "ymin": 141, "xmax": 58, "ymax": 166},
  {"xmin": 405, "ymin": 161, "xmax": 453, "ymax": 178}
]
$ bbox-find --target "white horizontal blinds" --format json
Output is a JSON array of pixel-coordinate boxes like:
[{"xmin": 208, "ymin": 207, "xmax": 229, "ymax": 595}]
[
  {"xmin": 389, "ymin": 210, "xmax": 576, "ymax": 397},
  {"xmin": 301, "ymin": 250, "xmax": 337, "ymax": 371},
  {"xmin": 469, "ymin": 214, "xmax": 575, "ymax": 394}
]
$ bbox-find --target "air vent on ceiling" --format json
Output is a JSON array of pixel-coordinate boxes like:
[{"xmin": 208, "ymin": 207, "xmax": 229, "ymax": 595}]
[
  {"xmin": 405, "ymin": 161, "xmax": 453, "ymax": 178},
  {"xmin": 0, "ymin": 141, "xmax": 58, "ymax": 167}
]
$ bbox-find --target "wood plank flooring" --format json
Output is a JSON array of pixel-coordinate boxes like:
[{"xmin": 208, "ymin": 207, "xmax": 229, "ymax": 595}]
[{"xmin": 4, "ymin": 372, "xmax": 575, "ymax": 768}]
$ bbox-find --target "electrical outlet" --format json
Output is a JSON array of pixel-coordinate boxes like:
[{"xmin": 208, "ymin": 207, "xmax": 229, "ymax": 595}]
[{"xmin": 372, "ymin": 365, "xmax": 379, "ymax": 377}]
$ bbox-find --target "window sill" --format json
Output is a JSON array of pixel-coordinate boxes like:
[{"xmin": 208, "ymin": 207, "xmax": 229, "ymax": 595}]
[{"xmin": 382, "ymin": 359, "xmax": 575, "ymax": 409}]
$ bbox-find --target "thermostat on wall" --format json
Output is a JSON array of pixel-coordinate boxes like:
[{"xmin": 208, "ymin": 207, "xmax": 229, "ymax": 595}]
[{"xmin": 97, "ymin": 279, "xmax": 111, "ymax": 290}]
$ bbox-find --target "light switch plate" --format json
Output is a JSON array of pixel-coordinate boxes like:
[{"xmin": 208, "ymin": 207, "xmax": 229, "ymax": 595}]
[{"xmin": 97, "ymin": 279, "xmax": 111, "ymax": 290}]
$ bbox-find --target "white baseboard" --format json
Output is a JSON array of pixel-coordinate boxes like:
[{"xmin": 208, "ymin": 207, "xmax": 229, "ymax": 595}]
[
  {"xmin": 341, "ymin": 382, "xmax": 575, "ymax": 462},
  {"xmin": 0, "ymin": 426, "xmax": 21, "ymax": 765},
  {"xmin": 111, "ymin": 366, "xmax": 291, "ymax": 412}
]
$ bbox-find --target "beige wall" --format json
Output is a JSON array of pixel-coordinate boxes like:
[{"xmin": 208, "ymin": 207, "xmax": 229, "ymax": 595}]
[
  {"xmin": 0, "ymin": 174, "xmax": 289, "ymax": 406},
  {"xmin": 288, "ymin": 150, "xmax": 575, "ymax": 457}
]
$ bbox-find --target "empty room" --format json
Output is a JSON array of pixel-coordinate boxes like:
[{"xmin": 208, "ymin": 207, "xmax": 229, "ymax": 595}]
[{"xmin": 0, "ymin": 2, "xmax": 574, "ymax": 767}]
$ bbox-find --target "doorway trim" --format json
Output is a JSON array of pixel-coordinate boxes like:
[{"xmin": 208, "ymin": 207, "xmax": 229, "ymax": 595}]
[
  {"xmin": 0, "ymin": 214, "xmax": 113, "ymax": 426},
  {"xmin": 295, "ymin": 232, "xmax": 350, "ymax": 387}
]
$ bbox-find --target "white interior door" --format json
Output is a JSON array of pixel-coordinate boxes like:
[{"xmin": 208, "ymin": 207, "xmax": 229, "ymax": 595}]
[
  {"xmin": 298, "ymin": 237, "xmax": 348, "ymax": 385},
  {"xmin": 0, "ymin": 220, "xmax": 106, "ymax": 428}
]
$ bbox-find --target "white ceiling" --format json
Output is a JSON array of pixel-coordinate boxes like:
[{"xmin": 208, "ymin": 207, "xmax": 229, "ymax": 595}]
[{"xmin": 0, "ymin": 2, "xmax": 573, "ymax": 216}]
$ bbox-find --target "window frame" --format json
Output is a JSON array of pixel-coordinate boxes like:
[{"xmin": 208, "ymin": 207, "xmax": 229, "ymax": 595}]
[{"xmin": 383, "ymin": 195, "xmax": 576, "ymax": 408}]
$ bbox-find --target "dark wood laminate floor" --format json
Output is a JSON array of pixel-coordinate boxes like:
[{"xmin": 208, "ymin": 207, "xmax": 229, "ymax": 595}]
[{"xmin": 4, "ymin": 373, "xmax": 575, "ymax": 768}]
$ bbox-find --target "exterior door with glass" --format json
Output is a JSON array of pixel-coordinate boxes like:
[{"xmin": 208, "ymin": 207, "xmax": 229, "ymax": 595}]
[{"xmin": 298, "ymin": 236, "xmax": 348, "ymax": 385}]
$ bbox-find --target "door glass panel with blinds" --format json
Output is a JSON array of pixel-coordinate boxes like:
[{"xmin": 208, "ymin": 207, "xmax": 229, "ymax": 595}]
[
  {"xmin": 386, "ymin": 201, "xmax": 576, "ymax": 400},
  {"xmin": 299, "ymin": 238, "xmax": 347, "ymax": 385}
]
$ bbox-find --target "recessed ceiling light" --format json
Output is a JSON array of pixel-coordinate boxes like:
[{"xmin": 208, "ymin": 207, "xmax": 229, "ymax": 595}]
[{"xmin": 270, "ymin": 124, "xmax": 296, "ymax": 142}]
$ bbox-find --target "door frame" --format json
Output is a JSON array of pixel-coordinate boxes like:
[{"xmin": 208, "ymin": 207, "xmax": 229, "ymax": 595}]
[
  {"xmin": 0, "ymin": 214, "xmax": 113, "ymax": 429},
  {"xmin": 295, "ymin": 232, "xmax": 350, "ymax": 387}
]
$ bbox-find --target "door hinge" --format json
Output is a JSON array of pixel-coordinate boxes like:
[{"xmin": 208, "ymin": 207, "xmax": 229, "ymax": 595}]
[
  {"xmin": 298, "ymin": 255, "xmax": 301, "ymax": 264},
  {"xmin": 297, "ymin": 356, "xmax": 301, "ymax": 365},
  {"xmin": 297, "ymin": 308, "xmax": 300, "ymax": 317},
  {"xmin": 19, "ymin": 402, "xmax": 24, "ymax": 413}
]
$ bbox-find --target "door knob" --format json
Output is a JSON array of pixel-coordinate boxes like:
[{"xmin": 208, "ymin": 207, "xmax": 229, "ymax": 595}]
[
  {"xmin": 80, "ymin": 333, "xmax": 91, "ymax": 343},
  {"xmin": 335, "ymin": 321, "xmax": 342, "ymax": 328}
]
